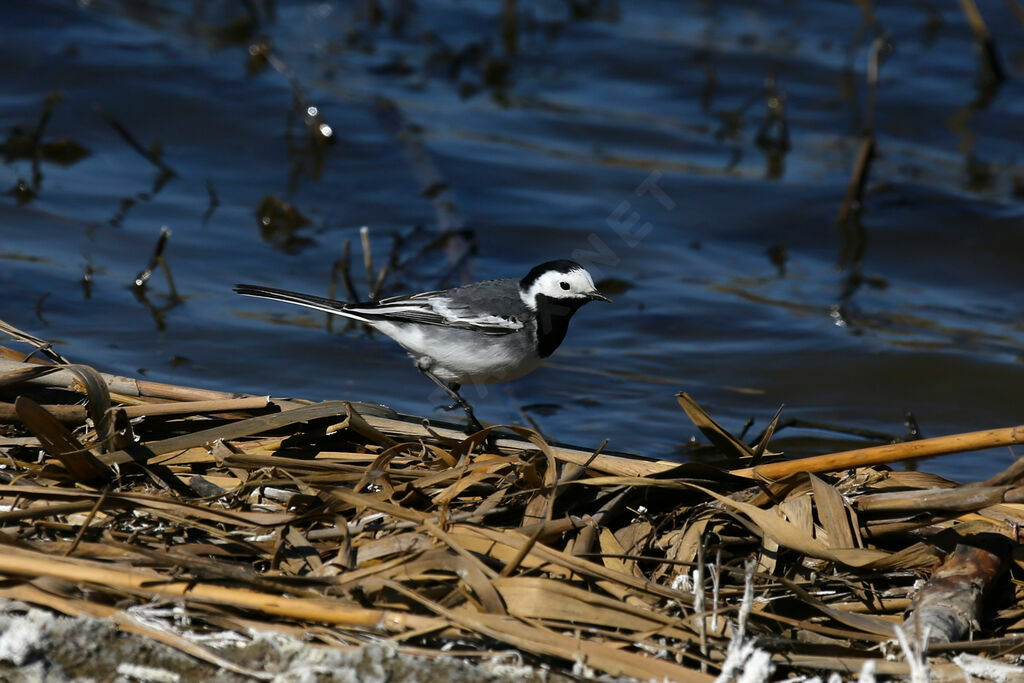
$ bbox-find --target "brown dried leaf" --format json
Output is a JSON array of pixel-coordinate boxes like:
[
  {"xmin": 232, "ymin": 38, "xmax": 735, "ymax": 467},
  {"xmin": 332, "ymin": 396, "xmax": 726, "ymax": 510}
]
[
  {"xmin": 14, "ymin": 396, "xmax": 111, "ymax": 483},
  {"xmin": 809, "ymin": 474, "xmax": 860, "ymax": 549}
]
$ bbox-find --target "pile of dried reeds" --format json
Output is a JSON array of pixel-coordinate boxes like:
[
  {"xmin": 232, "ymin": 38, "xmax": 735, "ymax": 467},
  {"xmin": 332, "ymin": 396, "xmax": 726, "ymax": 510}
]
[{"xmin": 1, "ymin": 326, "xmax": 1023, "ymax": 681}]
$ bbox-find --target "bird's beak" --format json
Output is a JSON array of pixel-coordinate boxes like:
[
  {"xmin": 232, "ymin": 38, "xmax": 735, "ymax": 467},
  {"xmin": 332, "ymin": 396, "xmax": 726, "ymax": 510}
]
[{"xmin": 587, "ymin": 291, "xmax": 612, "ymax": 303}]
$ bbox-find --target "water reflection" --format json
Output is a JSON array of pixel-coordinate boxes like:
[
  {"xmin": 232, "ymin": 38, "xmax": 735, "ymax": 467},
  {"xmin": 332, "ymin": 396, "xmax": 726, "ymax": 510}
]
[{"xmin": 1, "ymin": 93, "xmax": 90, "ymax": 203}]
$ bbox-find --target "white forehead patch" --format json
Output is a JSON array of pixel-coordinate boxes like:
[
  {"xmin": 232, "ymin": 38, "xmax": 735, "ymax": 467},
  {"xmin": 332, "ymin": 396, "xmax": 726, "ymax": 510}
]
[{"xmin": 520, "ymin": 267, "xmax": 596, "ymax": 309}]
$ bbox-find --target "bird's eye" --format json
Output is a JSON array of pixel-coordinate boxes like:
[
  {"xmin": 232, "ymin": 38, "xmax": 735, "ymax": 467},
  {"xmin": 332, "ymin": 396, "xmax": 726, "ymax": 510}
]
[{"xmin": 559, "ymin": 281, "xmax": 570, "ymax": 290}]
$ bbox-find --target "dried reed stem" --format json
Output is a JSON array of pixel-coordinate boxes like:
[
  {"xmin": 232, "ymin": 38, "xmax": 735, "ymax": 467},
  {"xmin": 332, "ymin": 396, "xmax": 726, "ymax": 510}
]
[
  {"xmin": 0, "ymin": 545, "xmax": 441, "ymax": 632},
  {"xmin": 731, "ymin": 425, "xmax": 1024, "ymax": 480}
]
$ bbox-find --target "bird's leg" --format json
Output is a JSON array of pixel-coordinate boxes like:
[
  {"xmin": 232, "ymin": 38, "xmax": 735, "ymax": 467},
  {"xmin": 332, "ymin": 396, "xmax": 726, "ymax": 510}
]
[
  {"xmin": 432, "ymin": 385, "xmax": 460, "ymax": 412},
  {"xmin": 419, "ymin": 369, "xmax": 485, "ymax": 435},
  {"xmin": 438, "ymin": 383, "xmax": 463, "ymax": 413}
]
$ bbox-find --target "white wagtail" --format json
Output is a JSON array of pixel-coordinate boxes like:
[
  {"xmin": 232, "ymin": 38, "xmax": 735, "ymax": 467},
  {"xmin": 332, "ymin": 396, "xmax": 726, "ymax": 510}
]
[{"xmin": 234, "ymin": 260, "xmax": 610, "ymax": 433}]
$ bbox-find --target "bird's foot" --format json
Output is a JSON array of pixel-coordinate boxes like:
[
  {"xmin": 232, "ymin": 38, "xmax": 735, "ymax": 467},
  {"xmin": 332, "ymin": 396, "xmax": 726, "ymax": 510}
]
[
  {"xmin": 466, "ymin": 416, "xmax": 486, "ymax": 435},
  {"xmin": 483, "ymin": 432, "xmax": 499, "ymax": 451},
  {"xmin": 464, "ymin": 425, "xmax": 497, "ymax": 451}
]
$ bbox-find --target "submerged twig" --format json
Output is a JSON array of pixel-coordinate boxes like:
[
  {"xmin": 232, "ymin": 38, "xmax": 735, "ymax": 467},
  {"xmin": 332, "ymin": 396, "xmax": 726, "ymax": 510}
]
[
  {"xmin": 94, "ymin": 105, "xmax": 176, "ymax": 177},
  {"xmin": 328, "ymin": 240, "xmax": 358, "ymax": 332},
  {"xmin": 837, "ymin": 33, "xmax": 890, "ymax": 225},
  {"xmin": 360, "ymin": 225, "xmax": 376, "ymax": 300},
  {"xmin": 958, "ymin": 0, "xmax": 1005, "ymax": 85},
  {"xmin": 133, "ymin": 226, "xmax": 170, "ymax": 288},
  {"xmin": 357, "ymin": 225, "xmax": 392, "ymax": 302},
  {"xmin": 337, "ymin": 239, "xmax": 358, "ymax": 302},
  {"xmin": 131, "ymin": 226, "xmax": 181, "ymax": 305},
  {"xmin": 202, "ymin": 177, "xmax": 220, "ymax": 226}
]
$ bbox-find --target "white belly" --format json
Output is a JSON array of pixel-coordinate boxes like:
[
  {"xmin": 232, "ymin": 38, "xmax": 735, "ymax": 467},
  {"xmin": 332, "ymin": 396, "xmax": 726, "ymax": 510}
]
[{"xmin": 371, "ymin": 321, "xmax": 541, "ymax": 385}]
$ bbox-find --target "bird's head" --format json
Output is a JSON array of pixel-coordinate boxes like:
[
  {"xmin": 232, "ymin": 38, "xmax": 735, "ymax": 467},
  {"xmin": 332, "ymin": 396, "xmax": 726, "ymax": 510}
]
[{"xmin": 519, "ymin": 260, "xmax": 611, "ymax": 311}]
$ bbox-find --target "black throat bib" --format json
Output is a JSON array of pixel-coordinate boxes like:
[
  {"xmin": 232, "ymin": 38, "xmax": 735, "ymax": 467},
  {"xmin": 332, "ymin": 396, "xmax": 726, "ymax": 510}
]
[{"xmin": 533, "ymin": 294, "xmax": 588, "ymax": 358}]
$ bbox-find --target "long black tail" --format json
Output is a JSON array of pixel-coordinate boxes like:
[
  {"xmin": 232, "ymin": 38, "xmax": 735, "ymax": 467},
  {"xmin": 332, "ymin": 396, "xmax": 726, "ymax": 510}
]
[{"xmin": 233, "ymin": 284, "xmax": 373, "ymax": 322}]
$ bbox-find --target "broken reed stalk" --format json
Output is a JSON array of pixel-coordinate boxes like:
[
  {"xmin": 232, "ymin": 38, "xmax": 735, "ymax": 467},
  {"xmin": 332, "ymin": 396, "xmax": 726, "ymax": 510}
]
[
  {"xmin": 158, "ymin": 254, "xmax": 179, "ymax": 301},
  {"xmin": 837, "ymin": 34, "xmax": 887, "ymax": 225},
  {"xmin": 856, "ymin": 485, "xmax": 1024, "ymax": 514},
  {"xmin": 0, "ymin": 545, "xmax": 441, "ymax": 632},
  {"xmin": 357, "ymin": 225, "xmax": 389, "ymax": 301},
  {"xmin": 94, "ymin": 105, "xmax": 176, "ymax": 176},
  {"xmin": 0, "ymin": 396, "xmax": 270, "ymax": 423},
  {"xmin": 0, "ymin": 357, "xmax": 250, "ymax": 402},
  {"xmin": 731, "ymin": 424, "xmax": 1024, "ymax": 480},
  {"xmin": 133, "ymin": 226, "xmax": 171, "ymax": 288},
  {"xmin": 903, "ymin": 540, "xmax": 1009, "ymax": 644},
  {"xmin": 0, "ymin": 320, "xmax": 67, "ymax": 363},
  {"xmin": 360, "ymin": 225, "xmax": 375, "ymax": 300},
  {"xmin": 370, "ymin": 263, "xmax": 389, "ymax": 301},
  {"xmin": 328, "ymin": 239, "xmax": 355, "ymax": 331},
  {"xmin": 338, "ymin": 239, "xmax": 357, "ymax": 302}
]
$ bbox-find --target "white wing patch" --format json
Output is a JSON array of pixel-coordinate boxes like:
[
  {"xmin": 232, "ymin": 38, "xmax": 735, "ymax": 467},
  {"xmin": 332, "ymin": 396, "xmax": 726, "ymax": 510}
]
[{"xmin": 345, "ymin": 295, "xmax": 525, "ymax": 334}]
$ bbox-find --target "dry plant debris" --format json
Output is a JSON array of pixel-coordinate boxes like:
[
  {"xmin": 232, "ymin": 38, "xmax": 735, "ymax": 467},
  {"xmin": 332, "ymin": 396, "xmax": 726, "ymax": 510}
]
[{"xmin": 1, "ymin": 331, "xmax": 1024, "ymax": 681}]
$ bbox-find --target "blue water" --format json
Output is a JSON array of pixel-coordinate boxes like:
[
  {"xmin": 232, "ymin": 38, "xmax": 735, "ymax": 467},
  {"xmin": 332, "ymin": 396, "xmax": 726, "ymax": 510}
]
[{"xmin": 2, "ymin": 1, "xmax": 1023, "ymax": 479}]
